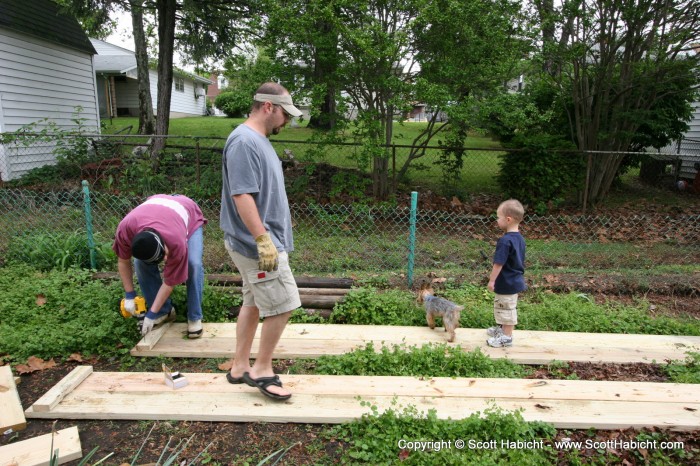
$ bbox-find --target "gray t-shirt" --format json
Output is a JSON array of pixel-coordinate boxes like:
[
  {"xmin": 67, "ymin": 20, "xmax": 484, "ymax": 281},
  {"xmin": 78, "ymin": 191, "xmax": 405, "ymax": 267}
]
[{"xmin": 220, "ymin": 124, "xmax": 294, "ymax": 258}]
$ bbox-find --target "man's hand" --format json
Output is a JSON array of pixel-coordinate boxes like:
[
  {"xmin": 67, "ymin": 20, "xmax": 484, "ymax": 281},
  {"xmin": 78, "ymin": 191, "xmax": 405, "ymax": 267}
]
[
  {"xmin": 123, "ymin": 299, "xmax": 136, "ymax": 315},
  {"xmin": 255, "ymin": 232, "xmax": 279, "ymax": 272},
  {"xmin": 141, "ymin": 316, "xmax": 155, "ymax": 335},
  {"xmin": 124, "ymin": 291, "xmax": 137, "ymax": 315}
]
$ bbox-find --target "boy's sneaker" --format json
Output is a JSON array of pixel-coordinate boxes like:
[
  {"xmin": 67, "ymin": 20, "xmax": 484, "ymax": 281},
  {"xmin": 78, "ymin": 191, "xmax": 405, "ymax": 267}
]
[
  {"xmin": 487, "ymin": 334, "xmax": 513, "ymax": 348},
  {"xmin": 187, "ymin": 319, "xmax": 203, "ymax": 339},
  {"xmin": 154, "ymin": 307, "xmax": 176, "ymax": 325},
  {"xmin": 486, "ymin": 325, "xmax": 503, "ymax": 337}
]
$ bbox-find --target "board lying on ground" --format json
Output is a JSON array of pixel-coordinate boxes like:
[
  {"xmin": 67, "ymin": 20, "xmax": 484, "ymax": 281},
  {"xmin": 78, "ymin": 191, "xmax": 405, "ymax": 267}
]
[
  {"xmin": 0, "ymin": 365, "xmax": 26, "ymax": 433},
  {"xmin": 25, "ymin": 366, "xmax": 700, "ymax": 431},
  {"xmin": 131, "ymin": 323, "xmax": 700, "ymax": 365},
  {"xmin": 0, "ymin": 426, "xmax": 82, "ymax": 466}
]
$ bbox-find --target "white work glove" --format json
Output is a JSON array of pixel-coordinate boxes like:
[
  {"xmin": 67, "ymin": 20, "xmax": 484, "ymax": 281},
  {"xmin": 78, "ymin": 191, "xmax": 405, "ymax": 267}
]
[
  {"xmin": 124, "ymin": 291, "xmax": 137, "ymax": 316},
  {"xmin": 124, "ymin": 299, "xmax": 136, "ymax": 315},
  {"xmin": 141, "ymin": 311, "xmax": 158, "ymax": 336}
]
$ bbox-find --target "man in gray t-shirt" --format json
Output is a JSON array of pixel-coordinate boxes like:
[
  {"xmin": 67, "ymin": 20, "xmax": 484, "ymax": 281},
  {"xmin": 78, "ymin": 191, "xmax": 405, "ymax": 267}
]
[{"xmin": 220, "ymin": 82, "xmax": 302, "ymax": 401}]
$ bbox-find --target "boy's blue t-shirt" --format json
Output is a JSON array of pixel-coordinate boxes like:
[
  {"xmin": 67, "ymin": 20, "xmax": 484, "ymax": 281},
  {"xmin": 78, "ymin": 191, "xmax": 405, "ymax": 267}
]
[{"xmin": 493, "ymin": 231, "xmax": 527, "ymax": 295}]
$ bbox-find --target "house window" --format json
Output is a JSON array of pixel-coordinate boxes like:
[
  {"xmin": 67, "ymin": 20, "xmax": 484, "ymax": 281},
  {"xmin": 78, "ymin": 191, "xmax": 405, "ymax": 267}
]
[{"xmin": 175, "ymin": 78, "xmax": 185, "ymax": 92}]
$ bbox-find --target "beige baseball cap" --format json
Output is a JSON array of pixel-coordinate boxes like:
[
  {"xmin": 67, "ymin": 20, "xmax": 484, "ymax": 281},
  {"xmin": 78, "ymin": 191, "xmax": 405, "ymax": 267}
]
[{"xmin": 253, "ymin": 93, "xmax": 303, "ymax": 117}]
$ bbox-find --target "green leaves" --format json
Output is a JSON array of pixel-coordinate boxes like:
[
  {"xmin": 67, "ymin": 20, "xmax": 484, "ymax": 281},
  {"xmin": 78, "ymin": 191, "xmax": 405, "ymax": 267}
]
[
  {"xmin": 0, "ymin": 266, "xmax": 133, "ymax": 363},
  {"xmin": 313, "ymin": 342, "xmax": 528, "ymax": 379}
]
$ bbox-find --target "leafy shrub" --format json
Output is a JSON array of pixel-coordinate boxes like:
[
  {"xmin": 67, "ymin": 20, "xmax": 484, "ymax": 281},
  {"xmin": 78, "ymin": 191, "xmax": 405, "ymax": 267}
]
[
  {"xmin": 498, "ymin": 134, "xmax": 585, "ymax": 214},
  {"xmin": 664, "ymin": 352, "xmax": 700, "ymax": 383},
  {"xmin": 6, "ymin": 230, "xmax": 116, "ymax": 271},
  {"xmin": 313, "ymin": 342, "xmax": 528, "ymax": 378},
  {"xmin": 215, "ymin": 90, "xmax": 251, "ymax": 118},
  {"xmin": 327, "ymin": 404, "xmax": 557, "ymax": 464},
  {"xmin": 519, "ymin": 291, "xmax": 700, "ymax": 336},
  {"xmin": 329, "ymin": 288, "xmax": 424, "ymax": 326},
  {"xmin": 0, "ymin": 266, "xmax": 135, "ymax": 363}
]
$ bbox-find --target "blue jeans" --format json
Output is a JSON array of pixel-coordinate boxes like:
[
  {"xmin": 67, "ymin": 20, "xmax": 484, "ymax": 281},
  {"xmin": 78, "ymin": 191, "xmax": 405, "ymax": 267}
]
[{"xmin": 134, "ymin": 226, "xmax": 204, "ymax": 322}]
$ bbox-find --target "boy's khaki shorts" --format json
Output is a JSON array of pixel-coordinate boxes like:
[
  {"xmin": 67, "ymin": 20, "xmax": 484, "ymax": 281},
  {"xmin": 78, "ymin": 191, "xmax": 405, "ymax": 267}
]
[
  {"xmin": 225, "ymin": 243, "xmax": 301, "ymax": 318},
  {"xmin": 494, "ymin": 293, "xmax": 518, "ymax": 326}
]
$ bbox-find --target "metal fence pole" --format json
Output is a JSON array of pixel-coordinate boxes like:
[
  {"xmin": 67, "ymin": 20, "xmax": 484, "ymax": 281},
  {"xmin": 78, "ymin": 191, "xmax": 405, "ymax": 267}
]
[
  {"xmin": 81, "ymin": 180, "xmax": 97, "ymax": 269},
  {"xmin": 407, "ymin": 191, "xmax": 418, "ymax": 288},
  {"xmin": 195, "ymin": 137, "xmax": 201, "ymax": 186}
]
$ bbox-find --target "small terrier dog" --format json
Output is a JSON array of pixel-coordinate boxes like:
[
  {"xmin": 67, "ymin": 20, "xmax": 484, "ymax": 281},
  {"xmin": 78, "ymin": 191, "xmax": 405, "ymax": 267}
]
[{"xmin": 417, "ymin": 282, "xmax": 464, "ymax": 342}]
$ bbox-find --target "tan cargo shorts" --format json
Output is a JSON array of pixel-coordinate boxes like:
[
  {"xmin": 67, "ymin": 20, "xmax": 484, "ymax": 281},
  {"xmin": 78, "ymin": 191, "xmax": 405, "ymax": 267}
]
[
  {"xmin": 494, "ymin": 293, "xmax": 518, "ymax": 326},
  {"xmin": 225, "ymin": 242, "xmax": 301, "ymax": 318}
]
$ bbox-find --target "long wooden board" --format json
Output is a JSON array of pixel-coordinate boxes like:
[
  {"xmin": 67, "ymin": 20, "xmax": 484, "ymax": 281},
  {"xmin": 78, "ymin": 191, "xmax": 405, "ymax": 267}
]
[
  {"xmin": 25, "ymin": 367, "xmax": 700, "ymax": 431},
  {"xmin": 0, "ymin": 426, "xmax": 82, "ymax": 466},
  {"xmin": 0, "ymin": 366, "xmax": 26, "ymax": 434},
  {"xmin": 131, "ymin": 323, "xmax": 700, "ymax": 365}
]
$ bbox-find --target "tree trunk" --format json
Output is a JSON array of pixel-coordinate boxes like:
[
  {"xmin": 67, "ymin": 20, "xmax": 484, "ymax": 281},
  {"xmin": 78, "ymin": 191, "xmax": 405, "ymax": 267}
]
[
  {"xmin": 150, "ymin": 0, "xmax": 176, "ymax": 167},
  {"xmin": 130, "ymin": 0, "xmax": 155, "ymax": 135},
  {"xmin": 307, "ymin": 20, "xmax": 338, "ymax": 130}
]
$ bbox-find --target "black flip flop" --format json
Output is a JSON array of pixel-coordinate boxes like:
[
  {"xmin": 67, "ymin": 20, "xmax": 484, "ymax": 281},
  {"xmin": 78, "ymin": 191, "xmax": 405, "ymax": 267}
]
[
  {"xmin": 242, "ymin": 372, "xmax": 292, "ymax": 401},
  {"xmin": 226, "ymin": 372, "xmax": 245, "ymax": 384}
]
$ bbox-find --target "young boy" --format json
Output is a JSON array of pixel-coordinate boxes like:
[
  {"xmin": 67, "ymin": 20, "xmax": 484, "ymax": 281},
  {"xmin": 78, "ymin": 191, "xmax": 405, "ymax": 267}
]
[{"xmin": 486, "ymin": 199, "xmax": 527, "ymax": 348}]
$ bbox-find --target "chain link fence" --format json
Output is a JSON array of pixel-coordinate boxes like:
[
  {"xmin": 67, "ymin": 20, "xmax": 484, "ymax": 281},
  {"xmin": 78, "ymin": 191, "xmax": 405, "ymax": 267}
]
[{"xmin": 0, "ymin": 133, "xmax": 698, "ymax": 280}]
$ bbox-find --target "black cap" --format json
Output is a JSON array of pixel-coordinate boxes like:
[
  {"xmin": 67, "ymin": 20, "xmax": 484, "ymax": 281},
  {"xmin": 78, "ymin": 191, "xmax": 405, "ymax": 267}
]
[{"xmin": 132, "ymin": 230, "xmax": 165, "ymax": 263}]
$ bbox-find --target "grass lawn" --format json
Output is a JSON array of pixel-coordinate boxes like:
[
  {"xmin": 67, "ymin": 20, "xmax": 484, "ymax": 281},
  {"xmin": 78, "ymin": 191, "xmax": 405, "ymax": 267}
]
[{"xmin": 102, "ymin": 116, "xmax": 502, "ymax": 147}]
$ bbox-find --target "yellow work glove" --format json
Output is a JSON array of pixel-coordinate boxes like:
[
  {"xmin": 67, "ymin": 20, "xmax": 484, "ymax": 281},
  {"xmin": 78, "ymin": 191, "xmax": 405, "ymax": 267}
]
[{"xmin": 255, "ymin": 232, "xmax": 279, "ymax": 272}]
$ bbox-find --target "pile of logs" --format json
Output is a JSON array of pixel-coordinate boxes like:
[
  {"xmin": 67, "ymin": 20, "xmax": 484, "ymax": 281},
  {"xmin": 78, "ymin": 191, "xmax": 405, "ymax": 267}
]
[
  {"xmin": 94, "ymin": 272, "xmax": 355, "ymax": 318},
  {"xmin": 207, "ymin": 274, "xmax": 354, "ymax": 319}
]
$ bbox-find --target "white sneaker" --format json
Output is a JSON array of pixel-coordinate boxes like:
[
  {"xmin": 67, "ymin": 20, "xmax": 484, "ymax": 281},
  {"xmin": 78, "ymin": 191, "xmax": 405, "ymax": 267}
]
[
  {"xmin": 487, "ymin": 334, "xmax": 513, "ymax": 348},
  {"xmin": 154, "ymin": 307, "xmax": 176, "ymax": 325},
  {"xmin": 187, "ymin": 319, "xmax": 203, "ymax": 339}
]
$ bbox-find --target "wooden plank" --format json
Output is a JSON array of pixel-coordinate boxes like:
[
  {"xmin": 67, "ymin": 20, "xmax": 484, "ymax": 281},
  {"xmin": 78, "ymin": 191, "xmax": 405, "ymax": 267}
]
[
  {"xmin": 0, "ymin": 366, "xmax": 26, "ymax": 433},
  {"xmin": 130, "ymin": 323, "xmax": 700, "ymax": 365},
  {"xmin": 25, "ymin": 371, "xmax": 700, "ymax": 431},
  {"xmin": 32, "ymin": 366, "xmax": 92, "ymax": 413},
  {"xmin": 0, "ymin": 426, "xmax": 82, "ymax": 466},
  {"xmin": 74, "ymin": 373, "xmax": 700, "ymax": 403},
  {"xmin": 135, "ymin": 322, "xmax": 174, "ymax": 352}
]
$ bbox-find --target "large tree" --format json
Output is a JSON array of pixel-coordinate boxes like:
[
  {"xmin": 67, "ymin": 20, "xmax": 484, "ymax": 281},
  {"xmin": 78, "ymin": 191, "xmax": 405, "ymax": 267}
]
[
  {"xmin": 534, "ymin": 0, "xmax": 700, "ymax": 203},
  {"xmin": 263, "ymin": 0, "xmax": 344, "ymax": 129},
  {"xmin": 401, "ymin": 0, "xmax": 529, "ymax": 182},
  {"xmin": 130, "ymin": 0, "xmax": 155, "ymax": 135}
]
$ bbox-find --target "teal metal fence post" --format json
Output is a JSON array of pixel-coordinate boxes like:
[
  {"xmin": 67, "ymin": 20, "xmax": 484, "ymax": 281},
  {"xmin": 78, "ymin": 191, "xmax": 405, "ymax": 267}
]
[
  {"xmin": 82, "ymin": 180, "xmax": 97, "ymax": 269},
  {"xmin": 407, "ymin": 191, "xmax": 418, "ymax": 288}
]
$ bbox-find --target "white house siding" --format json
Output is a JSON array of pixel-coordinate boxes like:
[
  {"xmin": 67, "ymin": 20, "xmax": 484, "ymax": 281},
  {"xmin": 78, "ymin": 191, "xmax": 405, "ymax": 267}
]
[
  {"xmin": 677, "ymin": 102, "xmax": 700, "ymax": 179},
  {"xmin": 115, "ymin": 78, "xmax": 140, "ymax": 115},
  {"xmin": 91, "ymin": 39, "xmax": 131, "ymax": 56},
  {"xmin": 108, "ymin": 70, "xmax": 206, "ymax": 117},
  {"xmin": 0, "ymin": 28, "xmax": 99, "ymax": 181},
  {"xmin": 148, "ymin": 70, "xmax": 207, "ymax": 117},
  {"xmin": 657, "ymin": 101, "xmax": 700, "ymax": 180}
]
